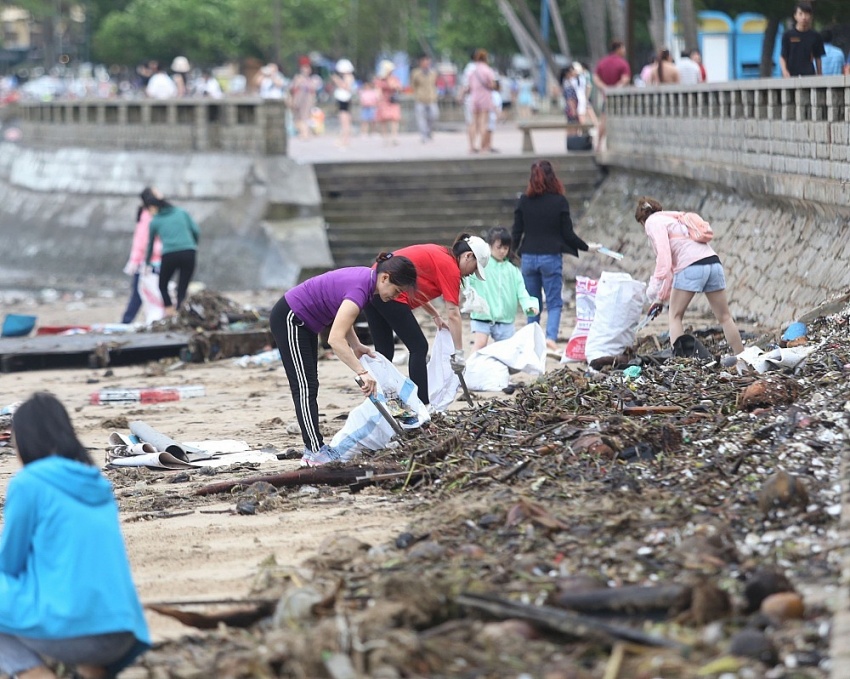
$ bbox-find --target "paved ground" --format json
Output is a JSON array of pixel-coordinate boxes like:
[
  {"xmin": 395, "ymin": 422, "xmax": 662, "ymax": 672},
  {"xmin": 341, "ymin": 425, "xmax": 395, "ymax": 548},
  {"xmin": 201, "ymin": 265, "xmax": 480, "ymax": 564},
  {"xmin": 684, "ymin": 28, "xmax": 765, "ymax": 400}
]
[{"xmin": 287, "ymin": 121, "xmax": 587, "ymax": 164}]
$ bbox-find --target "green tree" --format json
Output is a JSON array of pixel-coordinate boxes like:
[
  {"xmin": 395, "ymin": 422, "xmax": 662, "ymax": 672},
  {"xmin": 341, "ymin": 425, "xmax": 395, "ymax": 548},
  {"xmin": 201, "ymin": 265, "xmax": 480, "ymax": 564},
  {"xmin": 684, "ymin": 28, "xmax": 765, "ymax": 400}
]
[{"xmin": 93, "ymin": 0, "xmax": 245, "ymax": 67}]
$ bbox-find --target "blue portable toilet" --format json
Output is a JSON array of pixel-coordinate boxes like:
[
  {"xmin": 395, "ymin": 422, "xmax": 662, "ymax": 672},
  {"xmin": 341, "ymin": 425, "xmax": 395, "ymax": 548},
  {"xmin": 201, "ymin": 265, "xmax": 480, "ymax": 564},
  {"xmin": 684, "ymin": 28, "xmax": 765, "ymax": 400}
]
[
  {"xmin": 734, "ymin": 13, "xmax": 783, "ymax": 79},
  {"xmin": 697, "ymin": 11, "xmax": 734, "ymax": 81}
]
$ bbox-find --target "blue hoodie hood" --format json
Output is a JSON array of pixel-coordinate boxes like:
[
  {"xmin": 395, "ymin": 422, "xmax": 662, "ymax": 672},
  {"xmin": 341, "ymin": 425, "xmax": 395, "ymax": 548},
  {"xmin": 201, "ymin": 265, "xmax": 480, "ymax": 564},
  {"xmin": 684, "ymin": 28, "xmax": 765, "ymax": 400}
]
[{"xmin": 25, "ymin": 456, "xmax": 114, "ymax": 506}]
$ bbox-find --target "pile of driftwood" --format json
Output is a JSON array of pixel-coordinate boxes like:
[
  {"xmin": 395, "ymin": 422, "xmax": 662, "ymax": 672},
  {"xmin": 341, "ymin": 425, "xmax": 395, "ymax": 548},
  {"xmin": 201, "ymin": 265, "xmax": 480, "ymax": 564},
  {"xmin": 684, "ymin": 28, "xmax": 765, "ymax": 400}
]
[{"xmin": 133, "ymin": 294, "xmax": 850, "ymax": 678}]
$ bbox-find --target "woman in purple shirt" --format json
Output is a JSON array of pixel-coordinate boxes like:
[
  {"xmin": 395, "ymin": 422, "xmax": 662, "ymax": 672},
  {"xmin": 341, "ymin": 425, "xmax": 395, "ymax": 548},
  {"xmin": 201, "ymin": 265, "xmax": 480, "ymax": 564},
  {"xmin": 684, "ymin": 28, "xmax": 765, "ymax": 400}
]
[{"xmin": 269, "ymin": 253, "xmax": 417, "ymax": 467}]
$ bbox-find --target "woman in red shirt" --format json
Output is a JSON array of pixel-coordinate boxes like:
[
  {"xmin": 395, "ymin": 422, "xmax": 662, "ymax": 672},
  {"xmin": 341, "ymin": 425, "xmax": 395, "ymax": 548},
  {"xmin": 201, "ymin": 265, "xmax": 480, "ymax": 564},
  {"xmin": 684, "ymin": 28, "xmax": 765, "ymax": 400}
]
[{"xmin": 365, "ymin": 234, "xmax": 489, "ymax": 405}]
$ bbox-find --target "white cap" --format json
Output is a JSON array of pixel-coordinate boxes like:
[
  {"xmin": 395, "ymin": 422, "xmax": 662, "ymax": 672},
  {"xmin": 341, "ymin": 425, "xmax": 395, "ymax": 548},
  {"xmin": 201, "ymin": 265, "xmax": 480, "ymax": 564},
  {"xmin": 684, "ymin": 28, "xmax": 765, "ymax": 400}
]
[
  {"xmin": 171, "ymin": 56, "xmax": 190, "ymax": 73},
  {"xmin": 465, "ymin": 235, "xmax": 490, "ymax": 280},
  {"xmin": 336, "ymin": 58, "xmax": 354, "ymax": 74},
  {"xmin": 378, "ymin": 60, "xmax": 395, "ymax": 78}
]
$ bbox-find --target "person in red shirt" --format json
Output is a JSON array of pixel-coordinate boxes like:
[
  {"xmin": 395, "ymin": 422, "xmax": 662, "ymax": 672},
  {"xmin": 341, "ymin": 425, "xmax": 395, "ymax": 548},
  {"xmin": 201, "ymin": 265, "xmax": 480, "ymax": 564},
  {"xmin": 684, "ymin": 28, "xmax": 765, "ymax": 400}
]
[
  {"xmin": 365, "ymin": 234, "xmax": 489, "ymax": 405},
  {"xmin": 592, "ymin": 40, "xmax": 632, "ymax": 150}
]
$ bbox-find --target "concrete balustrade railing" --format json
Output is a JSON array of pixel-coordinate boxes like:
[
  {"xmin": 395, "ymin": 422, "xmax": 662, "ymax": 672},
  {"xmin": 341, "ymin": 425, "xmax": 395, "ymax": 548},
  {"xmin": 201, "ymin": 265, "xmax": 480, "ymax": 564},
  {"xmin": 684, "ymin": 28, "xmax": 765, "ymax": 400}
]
[
  {"xmin": 14, "ymin": 98, "xmax": 288, "ymax": 155},
  {"xmin": 602, "ymin": 75, "xmax": 850, "ymax": 208}
]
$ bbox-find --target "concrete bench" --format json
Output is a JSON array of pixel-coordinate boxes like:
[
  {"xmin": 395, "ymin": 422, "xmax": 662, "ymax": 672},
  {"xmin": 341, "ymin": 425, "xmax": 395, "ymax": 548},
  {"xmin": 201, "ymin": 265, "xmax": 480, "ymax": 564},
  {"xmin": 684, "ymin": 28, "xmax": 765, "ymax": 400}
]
[{"xmin": 517, "ymin": 119, "xmax": 595, "ymax": 153}]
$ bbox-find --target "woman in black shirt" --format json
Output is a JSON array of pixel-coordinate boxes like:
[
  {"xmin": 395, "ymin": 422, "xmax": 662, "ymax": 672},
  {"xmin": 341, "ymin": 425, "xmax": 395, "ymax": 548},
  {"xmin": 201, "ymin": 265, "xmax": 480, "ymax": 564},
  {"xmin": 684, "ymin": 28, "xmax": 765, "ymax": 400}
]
[{"xmin": 511, "ymin": 160, "xmax": 600, "ymax": 350}]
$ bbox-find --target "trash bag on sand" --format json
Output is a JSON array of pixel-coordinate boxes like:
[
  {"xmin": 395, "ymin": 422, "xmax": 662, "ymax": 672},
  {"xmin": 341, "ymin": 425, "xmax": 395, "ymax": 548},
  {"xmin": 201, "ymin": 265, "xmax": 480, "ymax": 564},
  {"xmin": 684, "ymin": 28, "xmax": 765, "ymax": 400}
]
[
  {"xmin": 465, "ymin": 323, "xmax": 547, "ymax": 392},
  {"xmin": 138, "ymin": 270, "xmax": 164, "ymax": 324},
  {"xmin": 330, "ymin": 353, "xmax": 430, "ymax": 462},
  {"xmin": 585, "ymin": 272, "xmax": 645, "ymax": 364},
  {"xmin": 427, "ymin": 329, "xmax": 460, "ymax": 412}
]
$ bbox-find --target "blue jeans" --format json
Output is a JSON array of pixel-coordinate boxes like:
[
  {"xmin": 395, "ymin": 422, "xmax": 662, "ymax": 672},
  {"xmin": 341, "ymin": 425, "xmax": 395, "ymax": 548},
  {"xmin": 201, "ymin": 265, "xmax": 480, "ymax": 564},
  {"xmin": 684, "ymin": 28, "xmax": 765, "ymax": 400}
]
[
  {"xmin": 120, "ymin": 272, "xmax": 142, "ymax": 324},
  {"xmin": 521, "ymin": 253, "xmax": 563, "ymax": 342}
]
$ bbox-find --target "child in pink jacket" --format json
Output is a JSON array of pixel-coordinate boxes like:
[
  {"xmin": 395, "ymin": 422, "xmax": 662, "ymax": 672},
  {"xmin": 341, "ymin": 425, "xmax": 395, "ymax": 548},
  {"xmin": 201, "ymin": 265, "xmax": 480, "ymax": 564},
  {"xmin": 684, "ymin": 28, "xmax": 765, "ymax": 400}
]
[
  {"xmin": 635, "ymin": 196, "xmax": 743, "ymax": 356},
  {"xmin": 120, "ymin": 189, "xmax": 163, "ymax": 324}
]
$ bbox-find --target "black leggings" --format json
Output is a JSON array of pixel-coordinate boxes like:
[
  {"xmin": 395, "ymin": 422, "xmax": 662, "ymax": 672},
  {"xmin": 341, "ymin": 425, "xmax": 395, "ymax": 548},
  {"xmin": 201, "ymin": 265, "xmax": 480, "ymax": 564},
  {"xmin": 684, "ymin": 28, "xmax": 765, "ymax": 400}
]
[
  {"xmin": 365, "ymin": 299, "xmax": 430, "ymax": 404},
  {"xmin": 159, "ymin": 249, "xmax": 196, "ymax": 309},
  {"xmin": 269, "ymin": 297, "xmax": 323, "ymax": 452}
]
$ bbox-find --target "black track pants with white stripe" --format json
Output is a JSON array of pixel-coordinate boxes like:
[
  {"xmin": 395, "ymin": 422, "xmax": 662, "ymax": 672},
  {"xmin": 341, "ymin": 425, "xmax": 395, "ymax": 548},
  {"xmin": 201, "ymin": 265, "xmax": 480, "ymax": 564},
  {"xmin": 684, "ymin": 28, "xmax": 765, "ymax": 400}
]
[{"xmin": 270, "ymin": 297, "xmax": 323, "ymax": 452}]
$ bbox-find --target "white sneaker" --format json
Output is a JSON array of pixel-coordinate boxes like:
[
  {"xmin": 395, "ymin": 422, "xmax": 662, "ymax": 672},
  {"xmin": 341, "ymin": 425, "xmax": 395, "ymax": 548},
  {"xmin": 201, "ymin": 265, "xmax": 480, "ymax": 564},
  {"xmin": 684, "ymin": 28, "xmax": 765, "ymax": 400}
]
[{"xmin": 305, "ymin": 444, "xmax": 342, "ymax": 467}]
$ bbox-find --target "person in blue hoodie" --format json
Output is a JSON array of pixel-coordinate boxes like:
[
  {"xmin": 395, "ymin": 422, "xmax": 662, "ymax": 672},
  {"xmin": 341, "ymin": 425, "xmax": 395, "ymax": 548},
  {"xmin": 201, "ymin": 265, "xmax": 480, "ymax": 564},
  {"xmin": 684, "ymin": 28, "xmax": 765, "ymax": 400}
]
[{"xmin": 0, "ymin": 393, "xmax": 150, "ymax": 679}]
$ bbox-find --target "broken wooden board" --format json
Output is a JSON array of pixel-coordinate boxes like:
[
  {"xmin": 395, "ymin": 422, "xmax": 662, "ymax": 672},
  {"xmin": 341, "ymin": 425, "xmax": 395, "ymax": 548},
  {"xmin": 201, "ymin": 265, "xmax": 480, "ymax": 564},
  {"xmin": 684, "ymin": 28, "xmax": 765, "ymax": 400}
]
[{"xmin": 0, "ymin": 331, "xmax": 192, "ymax": 373}]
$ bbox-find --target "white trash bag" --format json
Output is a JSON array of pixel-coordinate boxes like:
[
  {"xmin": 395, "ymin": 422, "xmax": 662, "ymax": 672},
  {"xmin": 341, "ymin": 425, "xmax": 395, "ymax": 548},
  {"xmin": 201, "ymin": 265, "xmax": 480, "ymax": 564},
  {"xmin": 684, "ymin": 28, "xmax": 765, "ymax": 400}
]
[
  {"xmin": 330, "ymin": 353, "xmax": 430, "ymax": 462},
  {"xmin": 138, "ymin": 269, "xmax": 164, "ymax": 325},
  {"xmin": 465, "ymin": 323, "xmax": 547, "ymax": 392},
  {"xmin": 427, "ymin": 329, "xmax": 460, "ymax": 412},
  {"xmin": 584, "ymin": 272, "xmax": 645, "ymax": 363}
]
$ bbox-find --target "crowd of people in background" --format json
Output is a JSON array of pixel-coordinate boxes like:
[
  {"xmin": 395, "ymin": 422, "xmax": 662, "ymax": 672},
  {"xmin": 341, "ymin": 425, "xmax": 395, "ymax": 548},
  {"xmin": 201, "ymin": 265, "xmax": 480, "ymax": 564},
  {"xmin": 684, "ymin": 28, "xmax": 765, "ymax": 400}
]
[{"xmin": 1, "ymin": 1, "xmax": 847, "ymax": 150}]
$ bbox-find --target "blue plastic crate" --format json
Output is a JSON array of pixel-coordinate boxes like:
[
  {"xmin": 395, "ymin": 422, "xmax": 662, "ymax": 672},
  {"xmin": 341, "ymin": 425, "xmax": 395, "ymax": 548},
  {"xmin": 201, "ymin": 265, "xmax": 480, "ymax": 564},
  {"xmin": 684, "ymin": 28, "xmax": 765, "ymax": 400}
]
[{"xmin": 1, "ymin": 314, "xmax": 37, "ymax": 338}]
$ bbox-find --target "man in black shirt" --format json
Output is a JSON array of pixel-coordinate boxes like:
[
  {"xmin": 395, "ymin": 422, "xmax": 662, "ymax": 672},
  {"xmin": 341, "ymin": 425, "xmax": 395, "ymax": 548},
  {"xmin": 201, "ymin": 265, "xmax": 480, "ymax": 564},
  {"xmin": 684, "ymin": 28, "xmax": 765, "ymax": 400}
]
[{"xmin": 780, "ymin": 3, "xmax": 825, "ymax": 77}]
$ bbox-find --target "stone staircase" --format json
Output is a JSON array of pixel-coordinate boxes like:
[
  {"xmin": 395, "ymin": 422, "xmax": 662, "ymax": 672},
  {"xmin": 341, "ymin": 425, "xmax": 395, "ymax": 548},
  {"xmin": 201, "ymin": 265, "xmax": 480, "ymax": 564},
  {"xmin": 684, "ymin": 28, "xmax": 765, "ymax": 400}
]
[{"xmin": 313, "ymin": 155, "xmax": 603, "ymax": 268}]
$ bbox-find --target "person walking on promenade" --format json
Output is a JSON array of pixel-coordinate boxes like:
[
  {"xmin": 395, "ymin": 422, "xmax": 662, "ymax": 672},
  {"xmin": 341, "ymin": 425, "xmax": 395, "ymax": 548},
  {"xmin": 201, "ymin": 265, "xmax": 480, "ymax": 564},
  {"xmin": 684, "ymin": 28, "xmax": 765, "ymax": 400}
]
[
  {"xmin": 358, "ymin": 78, "xmax": 379, "ymax": 135},
  {"xmin": 269, "ymin": 254, "xmax": 417, "ymax": 467},
  {"xmin": 145, "ymin": 62, "xmax": 177, "ymax": 99},
  {"xmin": 411, "ymin": 54, "xmax": 439, "ymax": 142},
  {"xmin": 468, "ymin": 49, "xmax": 497, "ymax": 153},
  {"xmin": 170, "ymin": 56, "xmax": 190, "ymax": 97},
  {"xmin": 593, "ymin": 40, "xmax": 631, "ymax": 150},
  {"xmin": 365, "ymin": 234, "xmax": 490, "ymax": 406},
  {"xmin": 646, "ymin": 48, "xmax": 680, "ymax": 85},
  {"xmin": 634, "ymin": 197, "xmax": 744, "ymax": 358},
  {"xmin": 332, "ymin": 58, "xmax": 356, "ymax": 147},
  {"xmin": 290, "ymin": 56, "xmax": 320, "ymax": 140},
  {"xmin": 819, "ymin": 30, "xmax": 844, "ymax": 76},
  {"xmin": 376, "ymin": 60, "xmax": 402, "ymax": 145},
  {"xmin": 512, "ymin": 160, "xmax": 601, "ymax": 352},
  {"xmin": 466, "ymin": 226, "xmax": 539, "ymax": 351},
  {"xmin": 120, "ymin": 188, "xmax": 162, "ymax": 324},
  {"xmin": 0, "ymin": 392, "xmax": 150, "ymax": 679},
  {"xmin": 144, "ymin": 192, "xmax": 199, "ymax": 316},
  {"xmin": 780, "ymin": 3, "xmax": 824, "ymax": 77}
]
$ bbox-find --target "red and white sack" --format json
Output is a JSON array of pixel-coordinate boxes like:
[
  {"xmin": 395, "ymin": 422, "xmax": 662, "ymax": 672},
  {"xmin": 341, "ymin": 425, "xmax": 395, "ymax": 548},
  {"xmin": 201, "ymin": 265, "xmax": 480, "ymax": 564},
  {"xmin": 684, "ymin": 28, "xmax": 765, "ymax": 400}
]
[{"xmin": 562, "ymin": 276, "xmax": 598, "ymax": 363}]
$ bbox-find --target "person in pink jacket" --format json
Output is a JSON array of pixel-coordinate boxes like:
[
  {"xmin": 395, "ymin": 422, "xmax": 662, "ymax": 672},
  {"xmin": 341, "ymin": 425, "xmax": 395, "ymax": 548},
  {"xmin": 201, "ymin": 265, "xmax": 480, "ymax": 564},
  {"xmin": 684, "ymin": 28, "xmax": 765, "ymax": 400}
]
[
  {"xmin": 635, "ymin": 196, "xmax": 744, "ymax": 356},
  {"xmin": 120, "ymin": 187, "xmax": 163, "ymax": 324}
]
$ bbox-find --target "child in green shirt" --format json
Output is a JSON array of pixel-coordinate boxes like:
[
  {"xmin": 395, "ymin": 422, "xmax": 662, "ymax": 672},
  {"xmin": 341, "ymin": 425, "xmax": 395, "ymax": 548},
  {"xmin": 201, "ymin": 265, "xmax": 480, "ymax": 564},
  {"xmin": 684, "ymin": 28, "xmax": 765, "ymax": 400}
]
[{"xmin": 467, "ymin": 227, "xmax": 539, "ymax": 351}]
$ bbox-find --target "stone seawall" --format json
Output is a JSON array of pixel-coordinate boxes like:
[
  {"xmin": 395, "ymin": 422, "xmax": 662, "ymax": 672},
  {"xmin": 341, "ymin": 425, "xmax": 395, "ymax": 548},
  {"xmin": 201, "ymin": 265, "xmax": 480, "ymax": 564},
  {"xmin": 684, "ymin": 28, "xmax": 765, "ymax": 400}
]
[
  {"xmin": 573, "ymin": 169, "xmax": 850, "ymax": 327},
  {"xmin": 0, "ymin": 142, "xmax": 331, "ymax": 292}
]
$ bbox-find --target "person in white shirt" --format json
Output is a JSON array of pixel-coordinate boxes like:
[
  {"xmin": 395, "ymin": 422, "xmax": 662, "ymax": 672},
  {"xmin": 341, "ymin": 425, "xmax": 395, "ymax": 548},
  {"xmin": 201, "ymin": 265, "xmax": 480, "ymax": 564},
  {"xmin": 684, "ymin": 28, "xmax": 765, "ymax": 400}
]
[
  {"xmin": 677, "ymin": 50, "xmax": 703, "ymax": 85},
  {"xmin": 146, "ymin": 65, "xmax": 177, "ymax": 99}
]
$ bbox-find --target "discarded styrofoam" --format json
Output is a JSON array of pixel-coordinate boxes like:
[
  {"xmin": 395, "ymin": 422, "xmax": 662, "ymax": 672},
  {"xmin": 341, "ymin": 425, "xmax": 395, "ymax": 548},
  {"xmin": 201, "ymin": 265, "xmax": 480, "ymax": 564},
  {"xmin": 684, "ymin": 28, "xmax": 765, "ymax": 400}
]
[
  {"xmin": 90, "ymin": 385, "xmax": 206, "ymax": 405},
  {"xmin": 737, "ymin": 344, "xmax": 817, "ymax": 374},
  {"xmin": 233, "ymin": 348, "xmax": 280, "ymax": 367}
]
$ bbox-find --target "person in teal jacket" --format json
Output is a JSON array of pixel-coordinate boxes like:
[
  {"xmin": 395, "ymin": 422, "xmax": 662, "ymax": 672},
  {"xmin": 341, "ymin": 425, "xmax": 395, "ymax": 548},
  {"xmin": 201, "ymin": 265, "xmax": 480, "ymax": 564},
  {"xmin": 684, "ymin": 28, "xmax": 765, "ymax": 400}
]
[
  {"xmin": 143, "ymin": 189, "xmax": 200, "ymax": 316},
  {"xmin": 466, "ymin": 226, "xmax": 539, "ymax": 351},
  {"xmin": 0, "ymin": 393, "xmax": 150, "ymax": 679}
]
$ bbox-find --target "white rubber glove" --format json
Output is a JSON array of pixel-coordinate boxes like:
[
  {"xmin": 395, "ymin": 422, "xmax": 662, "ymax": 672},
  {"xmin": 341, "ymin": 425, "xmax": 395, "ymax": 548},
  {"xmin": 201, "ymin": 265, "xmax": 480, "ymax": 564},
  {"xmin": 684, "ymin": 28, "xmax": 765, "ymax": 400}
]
[
  {"xmin": 586, "ymin": 242, "xmax": 603, "ymax": 251},
  {"xmin": 450, "ymin": 352, "xmax": 466, "ymax": 375},
  {"xmin": 122, "ymin": 261, "xmax": 137, "ymax": 276}
]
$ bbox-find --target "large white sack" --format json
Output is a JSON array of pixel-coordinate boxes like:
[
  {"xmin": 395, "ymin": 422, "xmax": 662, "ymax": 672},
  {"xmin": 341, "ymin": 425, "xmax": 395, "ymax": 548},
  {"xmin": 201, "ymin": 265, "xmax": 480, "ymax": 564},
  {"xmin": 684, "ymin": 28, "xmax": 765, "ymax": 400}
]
[
  {"xmin": 476, "ymin": 322, "xmax": 547, "ymax": 374},
  {"xmin": 464, "ymin": 355, "xmax": 510, "ymax": 391},
  {"xmin": 427, "ymin": 329, "xmax": 460, "ymax": 412},
  {"xmin": 331, "ymin": 353, "xmax": 430, "ymax": 461},
  {"xmin": 584, "ymin": 272, "xmax": 645, "ymax": 363},
  {"xmin": 464, "ymin": 323, "xmax": 547, "ymax": 392}
]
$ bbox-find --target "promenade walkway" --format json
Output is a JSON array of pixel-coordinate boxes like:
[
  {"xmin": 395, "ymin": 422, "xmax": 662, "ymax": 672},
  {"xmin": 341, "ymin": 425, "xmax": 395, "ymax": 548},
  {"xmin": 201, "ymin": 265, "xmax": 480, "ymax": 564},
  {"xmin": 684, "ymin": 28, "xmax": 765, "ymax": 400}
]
[{"xmin": 287, "ymin": 124, "xmax": 577, "ymax": 164}]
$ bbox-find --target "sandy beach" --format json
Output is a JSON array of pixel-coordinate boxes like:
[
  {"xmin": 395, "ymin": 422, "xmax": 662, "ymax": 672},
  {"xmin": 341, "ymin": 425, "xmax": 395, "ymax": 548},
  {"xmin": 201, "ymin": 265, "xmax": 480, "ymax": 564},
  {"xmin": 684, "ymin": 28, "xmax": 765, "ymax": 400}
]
[{"xmin": 0, "ymin": 289, "xmax": 569, "ymax": 644}]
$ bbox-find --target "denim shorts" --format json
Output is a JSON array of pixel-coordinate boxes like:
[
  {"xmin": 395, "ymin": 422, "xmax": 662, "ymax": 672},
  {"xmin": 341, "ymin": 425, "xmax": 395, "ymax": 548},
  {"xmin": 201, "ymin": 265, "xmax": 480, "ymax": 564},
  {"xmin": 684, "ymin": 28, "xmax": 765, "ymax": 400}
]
[
  {"xmin": 673, "ymin": 262, "xmax": 726, "ymax": 293},
  {"xmin": 471, "ymin": 320, "xmax": 515, "ymax": 342}
]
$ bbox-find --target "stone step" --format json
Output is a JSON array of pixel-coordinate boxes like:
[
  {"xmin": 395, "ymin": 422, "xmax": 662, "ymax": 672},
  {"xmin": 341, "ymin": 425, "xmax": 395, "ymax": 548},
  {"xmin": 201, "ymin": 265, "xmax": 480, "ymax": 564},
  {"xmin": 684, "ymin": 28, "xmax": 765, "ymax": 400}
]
[
  {"xmin": 327, "ymin": 223, "xmax": 500, "ymax": 242},
  {"xmin": 313, "ymin": 157, "xmax": 597, "ymax": 179},
  {"xmin": 321, "ymin": 201, "xmax": 518, "ymax": 221},
  {"xmin": 315, "ymin": 154, "xmax": 604, "ymax": 268},
  {"xmin": 318, "ymin": 176, "xmax": 599, "ymax": 196}
]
